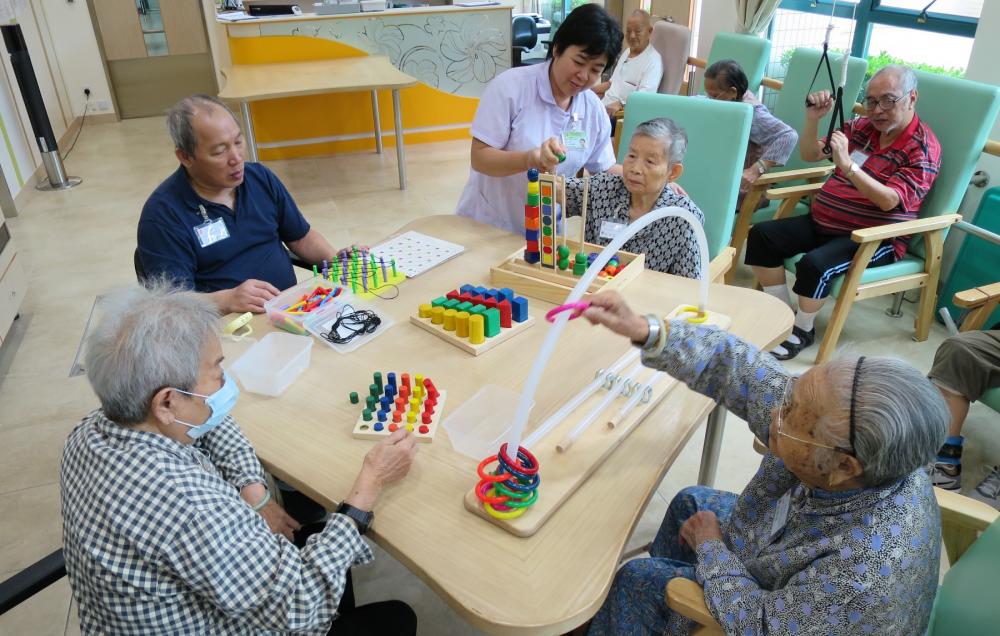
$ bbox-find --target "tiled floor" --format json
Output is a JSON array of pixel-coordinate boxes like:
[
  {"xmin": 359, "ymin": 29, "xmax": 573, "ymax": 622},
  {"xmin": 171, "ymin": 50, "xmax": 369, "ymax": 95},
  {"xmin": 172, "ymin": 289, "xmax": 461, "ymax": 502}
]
[{"xmin": 1, "ymin": 117, "xmax": 996, "ymax": 634}]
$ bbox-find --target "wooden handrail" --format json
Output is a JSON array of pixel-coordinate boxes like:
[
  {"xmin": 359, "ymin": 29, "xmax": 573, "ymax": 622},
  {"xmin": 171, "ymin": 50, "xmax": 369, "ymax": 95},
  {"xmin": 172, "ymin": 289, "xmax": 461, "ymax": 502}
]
[{"xmin": 684, "ymin": 56, "xmax": 1000, "ymax": 157}]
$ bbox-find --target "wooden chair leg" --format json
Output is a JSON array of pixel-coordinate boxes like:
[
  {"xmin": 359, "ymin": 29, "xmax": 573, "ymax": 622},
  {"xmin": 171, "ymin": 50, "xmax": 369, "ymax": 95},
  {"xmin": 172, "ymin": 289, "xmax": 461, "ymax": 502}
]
[
  {"xmin": 914, "ymin": 230, "xmax": 945, "ymax": 341},
  {"xmin": 815, "ymin": 243, "xmax": 878, "ymax": 364},
  {"xmin": 726, "ymin": 187, "xmax": 766, "ymax": 285}
]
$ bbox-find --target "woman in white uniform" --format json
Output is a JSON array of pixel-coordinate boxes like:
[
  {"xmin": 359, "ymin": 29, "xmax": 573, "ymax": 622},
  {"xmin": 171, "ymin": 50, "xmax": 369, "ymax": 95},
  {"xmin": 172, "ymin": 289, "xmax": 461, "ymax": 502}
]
[{"xmin": 455, "ymin": 4, "xmax": 623, "ymax": 233}]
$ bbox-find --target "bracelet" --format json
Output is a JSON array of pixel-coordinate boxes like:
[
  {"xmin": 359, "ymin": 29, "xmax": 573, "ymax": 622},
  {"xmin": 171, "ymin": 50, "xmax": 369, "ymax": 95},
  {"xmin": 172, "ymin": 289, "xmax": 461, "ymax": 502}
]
[
  {"xmin": 647, "ymin": 316, "xmax": 669, "ymax": 357},
  {"xmin": 252, "ymin": 488, "xmax": 271, "ymax": 512},
  {"xmin": 632, "ymin": 314, "xmax": 659, "ymax": 349}
]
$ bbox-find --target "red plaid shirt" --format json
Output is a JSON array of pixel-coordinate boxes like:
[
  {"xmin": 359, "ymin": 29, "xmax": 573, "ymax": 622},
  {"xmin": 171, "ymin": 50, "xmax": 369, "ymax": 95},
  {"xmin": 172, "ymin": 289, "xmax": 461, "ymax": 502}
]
[{"xmin": 811, "ymin": 114, "xmax": 941, "ymax": 259}]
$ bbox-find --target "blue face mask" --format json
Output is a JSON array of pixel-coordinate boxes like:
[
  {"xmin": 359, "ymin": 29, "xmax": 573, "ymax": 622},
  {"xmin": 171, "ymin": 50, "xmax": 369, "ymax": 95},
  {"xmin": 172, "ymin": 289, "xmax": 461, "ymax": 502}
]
[{"xmin": 174, "ymin": 371, "xmax": 240, "ymax": 440}]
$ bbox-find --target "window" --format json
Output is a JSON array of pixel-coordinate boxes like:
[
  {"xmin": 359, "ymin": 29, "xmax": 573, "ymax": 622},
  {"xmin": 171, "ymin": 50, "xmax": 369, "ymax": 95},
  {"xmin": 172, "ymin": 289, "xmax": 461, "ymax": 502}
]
[{"xmin": 878, "ymin": 0, "xmax": 983, "ymax": 19}]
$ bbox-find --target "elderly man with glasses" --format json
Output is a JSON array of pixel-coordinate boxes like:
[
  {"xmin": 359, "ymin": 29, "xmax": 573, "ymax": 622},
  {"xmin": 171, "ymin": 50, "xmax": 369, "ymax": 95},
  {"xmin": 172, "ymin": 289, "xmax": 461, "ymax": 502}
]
[
  {"xmin": 744, "ymin": 65, "xmax": 941, "ymax": 360},
  {"xmin": 577, "ymin": 291, "xmax": 949, "ymax": 636}
]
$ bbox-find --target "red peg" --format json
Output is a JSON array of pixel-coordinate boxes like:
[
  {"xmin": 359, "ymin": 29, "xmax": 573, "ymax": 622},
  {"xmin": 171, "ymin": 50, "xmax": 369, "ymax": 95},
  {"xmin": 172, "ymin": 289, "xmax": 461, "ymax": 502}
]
[
  {"xmin": 418, "ymin": 425, "xmax": 429, "ymax": 434},
  {"xmin": 388, "ymin": 423, "xmax": 398, "ymax": 432},
  {"xmin": 498, "ymin": 299, "xmax": 512, "ymax": 328},
  {"xmin": 401, "ymin": 373, "xmax": 410, "ymax": 388},
  {"xmin": 392, "ymin": 411, "xmax": 402, "ymax": 423},
  {"xmin": 422, "ymin": 412, "xmax": 432, "ymax": 424}
]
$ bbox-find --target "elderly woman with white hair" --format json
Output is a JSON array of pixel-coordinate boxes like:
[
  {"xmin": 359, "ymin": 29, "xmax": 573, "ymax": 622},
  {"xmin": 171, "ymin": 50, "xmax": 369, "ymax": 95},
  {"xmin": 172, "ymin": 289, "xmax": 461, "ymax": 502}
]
[
  {"xmin": 60, "ymin": 282, "xmax": 418, "ymax": 634},
  {"xmin": 563, "ymin": 117, "xmax": 705, "ymax": 278},
  {"xmin": 578, "ymin": 291, "xmax": 949, "ymax": 635}
]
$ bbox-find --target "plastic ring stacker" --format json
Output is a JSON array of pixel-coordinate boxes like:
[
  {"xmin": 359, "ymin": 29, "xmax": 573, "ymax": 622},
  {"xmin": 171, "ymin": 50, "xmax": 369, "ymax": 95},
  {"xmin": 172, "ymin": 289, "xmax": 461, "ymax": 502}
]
[
  {"xmin": 545, "ymin": 301, "xmax": 592, "ymax": 323},
  {"xmin": 679, "ymin": 305, "xmax": 708, "ymax": 324},
  {"xmin": 223, "ymin": 312, "xmax": 254, "ymax": 341}
]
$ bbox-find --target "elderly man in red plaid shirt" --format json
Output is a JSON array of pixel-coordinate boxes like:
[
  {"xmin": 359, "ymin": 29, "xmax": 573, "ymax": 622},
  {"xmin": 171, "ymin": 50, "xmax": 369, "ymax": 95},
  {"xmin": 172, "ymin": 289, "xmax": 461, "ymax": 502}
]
[{"xmin": 745, "ymin": 65, "xmax": 941, "ymax": 360}]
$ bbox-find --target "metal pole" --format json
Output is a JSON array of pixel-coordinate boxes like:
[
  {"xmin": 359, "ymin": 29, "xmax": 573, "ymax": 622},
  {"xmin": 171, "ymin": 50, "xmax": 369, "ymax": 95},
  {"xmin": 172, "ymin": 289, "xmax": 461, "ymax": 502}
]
[
  {"xmin": 392, "ymin": 89, "xmax": 406, "ymax": 190},
  {"xmin": 371, "ymin": 89, "xmax": 383, "ymax": 155},
  {"xmin": 697, "ymin": 404, "xmax": 727, "ymax": 487},
  {"xmin": 240, "ymin": 101, "xmax": 259, "ymax": 163}
]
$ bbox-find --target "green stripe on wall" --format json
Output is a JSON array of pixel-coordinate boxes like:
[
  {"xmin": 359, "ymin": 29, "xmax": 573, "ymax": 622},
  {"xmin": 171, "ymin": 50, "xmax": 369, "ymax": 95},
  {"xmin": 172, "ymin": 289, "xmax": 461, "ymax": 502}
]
[{"xmin": 0, "ymin": 111, "xmax": 24, "ymax": 188}]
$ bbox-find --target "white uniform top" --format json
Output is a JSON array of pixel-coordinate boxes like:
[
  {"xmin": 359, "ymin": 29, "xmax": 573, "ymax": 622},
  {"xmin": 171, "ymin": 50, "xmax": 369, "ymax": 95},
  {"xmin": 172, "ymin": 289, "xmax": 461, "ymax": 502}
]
[
  {"xmin": 602, "ymin": 45, "xmax": 663, "ymax": 107},
  {"xmin": 455, "ymin": 61, "xmax": 615, "ymax": 234}
]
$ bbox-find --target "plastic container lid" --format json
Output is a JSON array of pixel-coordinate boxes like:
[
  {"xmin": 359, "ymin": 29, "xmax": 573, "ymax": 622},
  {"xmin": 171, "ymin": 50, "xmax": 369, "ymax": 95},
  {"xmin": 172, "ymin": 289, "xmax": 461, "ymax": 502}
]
[{"xmin": 230, "ymin": 332, "xmax": 313, "ymax": 397}]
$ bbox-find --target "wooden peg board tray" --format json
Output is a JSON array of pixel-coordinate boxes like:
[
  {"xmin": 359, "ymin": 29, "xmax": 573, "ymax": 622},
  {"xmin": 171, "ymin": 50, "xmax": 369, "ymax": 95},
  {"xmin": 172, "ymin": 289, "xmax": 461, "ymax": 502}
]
[
  {"xmin": 463, "ymin": 306, "xmax": 731, "ymax": 537},
  {"xmin": 490, "ymin": 241, "xmax": 644, "ymax": 305},
  {"xmin": 409, "ymin": 314, "xmax": 536, "ymax": 356},
  {"xmin": 353, "ymin": 390, "xmax": 448, "ymax": 443}
]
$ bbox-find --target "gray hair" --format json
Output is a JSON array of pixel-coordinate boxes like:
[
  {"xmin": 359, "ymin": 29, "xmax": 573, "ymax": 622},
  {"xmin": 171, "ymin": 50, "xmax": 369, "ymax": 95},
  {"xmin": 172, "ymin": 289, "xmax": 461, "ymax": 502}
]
[
  {"xmin": 85, "ymin": 279, "xmax": 220, "ymax": 426},
  {"xmin": 166, "ymin": 94, "xmax": 240, "ymax": 157},
  {"xmin": 871, "ymin": 65, "xmax": 918, "ymax": 95},
  {"xmin": 812, "ymin": 356, "xmax": 948, "ymax": 487},
  {"xmin": 629, "ymin": 8, "xmax": 651, "ymax": 26},
  {"xmin": 632, "ymin": 117, "xmax": 688, "ymax": 167}
]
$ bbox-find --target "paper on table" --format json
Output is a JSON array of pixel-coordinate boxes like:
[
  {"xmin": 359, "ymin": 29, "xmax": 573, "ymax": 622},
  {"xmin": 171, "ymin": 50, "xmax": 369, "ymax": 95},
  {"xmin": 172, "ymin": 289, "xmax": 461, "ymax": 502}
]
[{"xmin": 218, "ymin": 10, "xmax": 255, "ymax": 21}]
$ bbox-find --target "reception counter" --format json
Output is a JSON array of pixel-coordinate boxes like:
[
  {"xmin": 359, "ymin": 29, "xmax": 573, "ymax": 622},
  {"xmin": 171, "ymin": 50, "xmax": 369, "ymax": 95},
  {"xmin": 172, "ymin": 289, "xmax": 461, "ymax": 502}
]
[{"xmin": 209, "ymin": 4, "xmax": 513, "ymax": 160}]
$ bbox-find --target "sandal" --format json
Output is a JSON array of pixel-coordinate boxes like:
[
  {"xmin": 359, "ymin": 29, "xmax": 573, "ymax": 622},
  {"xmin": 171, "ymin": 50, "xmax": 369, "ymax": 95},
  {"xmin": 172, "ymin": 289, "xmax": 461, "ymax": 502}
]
[{"xmin": 770, "ymin": 326, "xmax": 816, "ymax": 361}]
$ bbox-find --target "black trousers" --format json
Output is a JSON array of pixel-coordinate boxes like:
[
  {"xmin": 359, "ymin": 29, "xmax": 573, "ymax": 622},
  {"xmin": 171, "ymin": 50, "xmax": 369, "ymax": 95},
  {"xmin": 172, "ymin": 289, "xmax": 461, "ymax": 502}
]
[{"xmin": 745, "ymin": 214, "xmax": 896, "ymax": 300}]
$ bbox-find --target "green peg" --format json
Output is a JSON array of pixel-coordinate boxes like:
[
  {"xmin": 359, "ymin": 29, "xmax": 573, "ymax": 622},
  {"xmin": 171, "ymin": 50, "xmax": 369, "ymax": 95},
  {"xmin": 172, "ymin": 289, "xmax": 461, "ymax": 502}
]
[
  {"xmin": 349, "ymin": 391, "xmax": 359, "ymax": 404},
  {"xmin": 391, "ymin": 258, "xmax": 397, "ymax": 276}
]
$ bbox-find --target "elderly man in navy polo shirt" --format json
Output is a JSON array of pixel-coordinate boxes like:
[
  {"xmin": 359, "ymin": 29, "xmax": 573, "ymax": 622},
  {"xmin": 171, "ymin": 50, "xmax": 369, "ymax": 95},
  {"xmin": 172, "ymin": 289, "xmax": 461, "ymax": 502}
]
[{"xmin": 138, "ymin": 94, "xmax": 346, "ymax": 314}]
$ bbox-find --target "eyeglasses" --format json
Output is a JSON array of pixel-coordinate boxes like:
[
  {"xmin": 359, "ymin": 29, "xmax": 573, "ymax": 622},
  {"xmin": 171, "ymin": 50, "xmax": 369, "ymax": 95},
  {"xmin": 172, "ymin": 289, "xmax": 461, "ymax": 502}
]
[
  {"xmin": 862, "ymin": 94, "xmax": 905, "ymax": 112},
  {"xmin": 775, "ymin": 376, "xmax": 855, "ymax": 455}
]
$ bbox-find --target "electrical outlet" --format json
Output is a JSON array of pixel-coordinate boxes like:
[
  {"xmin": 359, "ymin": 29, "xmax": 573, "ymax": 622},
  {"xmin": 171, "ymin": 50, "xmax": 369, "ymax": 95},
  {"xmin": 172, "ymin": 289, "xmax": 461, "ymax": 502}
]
[
  {"xmin": 83, "ymin": 86, "xmax": 91, "ymax": 98},
  {"xmin": 92, "ymin": 100, "xmax": 111, "ymax": 112}
]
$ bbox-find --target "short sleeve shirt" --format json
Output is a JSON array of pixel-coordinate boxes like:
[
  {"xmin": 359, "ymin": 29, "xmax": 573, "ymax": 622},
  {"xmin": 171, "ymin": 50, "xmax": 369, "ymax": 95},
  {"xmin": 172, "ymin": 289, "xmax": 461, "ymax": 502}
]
[
  {"xmin": 811, "ymin": 115, "xmax": 941, "ymax": 259},
  {"xmin": 603, "ymin": 45, "xmax": 663, "ymax": 106},
  {"xmin": 455, "ymin": 61, "xmax": 616, "ymax": 234},
  {"xmin": 137, "ymin": 163, "xmax": 310, "ymax": 292}
]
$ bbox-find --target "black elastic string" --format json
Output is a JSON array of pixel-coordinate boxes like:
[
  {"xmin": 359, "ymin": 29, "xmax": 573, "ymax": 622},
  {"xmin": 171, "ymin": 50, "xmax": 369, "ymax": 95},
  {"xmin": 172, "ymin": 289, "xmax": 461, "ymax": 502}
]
[
  {"xmin": 848, "ymin": 356, "xmax": 865, "ymax": 456},
  {"xmin": 321, "ymin": 306, "xmax": 381, "ymax": 345},
  {"xmin": 805, "ymin": 41, "xmax": 847, "ymax": 156}
]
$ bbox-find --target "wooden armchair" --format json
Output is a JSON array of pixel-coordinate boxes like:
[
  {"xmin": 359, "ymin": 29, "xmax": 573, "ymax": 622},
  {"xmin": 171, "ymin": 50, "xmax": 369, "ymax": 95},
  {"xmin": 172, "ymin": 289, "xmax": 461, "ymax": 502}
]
[{"xmin": 954, "ymin": 280, "xmax": 1000, "ymax": 333}]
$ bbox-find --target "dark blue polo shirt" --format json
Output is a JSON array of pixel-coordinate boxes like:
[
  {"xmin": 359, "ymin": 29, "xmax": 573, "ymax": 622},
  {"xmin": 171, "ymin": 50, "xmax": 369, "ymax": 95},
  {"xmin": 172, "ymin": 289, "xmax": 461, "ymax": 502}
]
[{"xmin": 137, "ymin": 163, "xmax": 310, "ymax": 293}]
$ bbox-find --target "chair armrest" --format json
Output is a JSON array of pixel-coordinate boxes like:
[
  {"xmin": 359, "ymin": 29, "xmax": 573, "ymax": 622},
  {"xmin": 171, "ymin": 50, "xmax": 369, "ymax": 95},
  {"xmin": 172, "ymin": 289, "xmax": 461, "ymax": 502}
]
[
  {"xmin": 613, "ymin": 108, "xmax": 624, "ymax": 118},
  {"xmin": 708, "ymin": 247, "xmax": 735, "ymax": 284},
  {"xmin": 666, "ymin": 579, "xmax": 723, "ymax": 632},
  {"xmin": 850, "ymin": 214, "xmax": 961, "ymax": 244},
  {"xmin": 765, "ymin": 182, "xmax": 824, "ymax": 200},
  {"xmin": 752, "ymin": 164, "xmax": 834, "ymax": 188},
  {"xmin": 953, "ymin": 281, "xmax": 1000, "ymax": 309},
  {"xmin": 0, "ymin": 550, "xmax": 66, "ymax": 615},
  {"xmin": 936, "ymin": 487, "xmax": 1000, "ymax": 533}
]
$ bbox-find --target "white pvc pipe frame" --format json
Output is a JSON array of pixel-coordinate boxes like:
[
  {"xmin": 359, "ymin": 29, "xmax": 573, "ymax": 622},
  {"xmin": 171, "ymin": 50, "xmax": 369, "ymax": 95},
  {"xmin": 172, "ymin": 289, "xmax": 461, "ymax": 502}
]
[{"xmin": 502, "ymin": 206, "xmax": 710, "ymax": 455}]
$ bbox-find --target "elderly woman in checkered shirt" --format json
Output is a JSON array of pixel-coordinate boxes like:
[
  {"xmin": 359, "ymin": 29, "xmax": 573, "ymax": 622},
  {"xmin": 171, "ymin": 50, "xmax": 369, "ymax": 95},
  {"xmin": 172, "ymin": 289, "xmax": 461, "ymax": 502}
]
[
  {"xmin": 60, "ymin": 282, "xmax": 417, "ymax": 635},
  {"xmin": 578, "ymin": 291, "xmax": 950, "ymax": 636},
  {"xmin": 563, "ymin": 117, "xmax": 706, "ymax": 278}
]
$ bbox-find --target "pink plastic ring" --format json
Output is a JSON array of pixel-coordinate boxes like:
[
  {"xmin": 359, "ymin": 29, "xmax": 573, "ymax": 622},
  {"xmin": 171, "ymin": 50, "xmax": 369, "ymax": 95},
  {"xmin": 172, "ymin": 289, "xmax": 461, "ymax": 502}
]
[{"xmin": 545, "ymin": 301, "xmax": 592, "ymax": 323}]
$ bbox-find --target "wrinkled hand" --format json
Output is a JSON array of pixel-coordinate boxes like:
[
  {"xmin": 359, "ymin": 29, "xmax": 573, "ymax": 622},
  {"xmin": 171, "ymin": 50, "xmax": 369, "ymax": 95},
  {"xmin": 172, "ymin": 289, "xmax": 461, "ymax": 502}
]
[
  {"xmin": 829, "ymin": 130, "xmax": 851, "ymax": 172},
  {"xmin": 605, "ymin": 100, "xmax": 623, "ymax": 118},
  {"xmin": 227, "ymin": 279, "xmax": 279, "ymax": 314},
  {"xmin": 680, "ymin": 511, "xmax": 723, "ymax": 548},
  {"xmin": 363, "ymin": 429, "xmax": 418, "ymax": 486},
  {"xmin": 805, "ymin": 90, "xmax": 834, "ymax": 120},
  {"xmin": 528, "ymin": 137, "xmax": 567, "ymax": 173},
  {"xmin": 740, "ymin": 166, "xmax": 761, "ymax": 191},
  {"xmin": 336, "ymin": 244, "xmax": 370, "ymax": 259},
  {"xmin": 257, "ymin": 499, "xmax": 302, "ymax": 542},
  {"xmin": 581, "ymin": 291, "xmax": 648, "ymax": 343}
]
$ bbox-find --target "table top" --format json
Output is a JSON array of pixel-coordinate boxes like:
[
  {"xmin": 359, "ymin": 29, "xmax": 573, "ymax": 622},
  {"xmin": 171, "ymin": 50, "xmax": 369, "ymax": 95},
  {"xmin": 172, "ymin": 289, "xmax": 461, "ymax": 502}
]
[
  {"xmin": 217, "ymin": 56, "xmax": 417, "ymax": 102},
  {"xmin": 231, "ymin": 215, "xmax": 792, "ymax": 635}
]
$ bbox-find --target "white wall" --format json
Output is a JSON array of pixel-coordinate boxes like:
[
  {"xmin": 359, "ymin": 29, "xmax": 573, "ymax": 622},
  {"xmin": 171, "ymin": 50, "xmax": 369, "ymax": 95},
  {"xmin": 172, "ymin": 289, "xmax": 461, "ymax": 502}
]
[
  {"xmin": 695, "ymin": 0, "xmax": 737, "ymax": 60},
  {"xmin": 36, "ymin": 0, "xmax": 114, "ymax": 117}
]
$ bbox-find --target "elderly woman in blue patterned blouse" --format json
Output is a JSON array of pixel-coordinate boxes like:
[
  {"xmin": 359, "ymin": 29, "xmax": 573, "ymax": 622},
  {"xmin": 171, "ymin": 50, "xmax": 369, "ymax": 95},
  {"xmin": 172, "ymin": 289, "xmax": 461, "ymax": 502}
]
[
  {"xmin": 579, "ymin": 291, "xmax": 949, "ymax": 635},
  {"xmin": 563, "ymin": 117, "xmax": 705, "ymax": 278}
]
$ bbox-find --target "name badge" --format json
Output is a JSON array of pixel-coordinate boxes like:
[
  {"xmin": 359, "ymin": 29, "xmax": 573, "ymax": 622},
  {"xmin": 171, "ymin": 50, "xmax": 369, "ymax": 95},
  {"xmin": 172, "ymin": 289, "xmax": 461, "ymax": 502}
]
[
  {"xmin": 194, "ymin": 217, "xmax": 230, "ymax": 248},
  {"xmin": 849, "ymin": 149, "xmax": 870, "ymax": 167},
  {"xmin": 768, "ymin": 490, "xmax": 792, "ymax": 544},
  {"xmin": 562, "ymin": 130, "xmax": 588, "ymax": 151},
  {"xmin": 599, "ymin": 220, "xmax": 626, "ymax": 239}
]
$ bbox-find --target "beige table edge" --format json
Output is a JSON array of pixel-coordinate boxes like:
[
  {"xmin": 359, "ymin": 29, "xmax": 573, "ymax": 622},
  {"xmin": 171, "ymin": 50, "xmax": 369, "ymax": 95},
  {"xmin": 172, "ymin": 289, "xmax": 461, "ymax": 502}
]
[
  {"xmin": 235, "ymin": 215, "xmax": 793, "ymax": 635},
  {"xmin": 217, "ymin": 3, "xmax": 512, "ymax": 27},
  {"xmin": 217, "ymin": 57, "xmax": 418, "ymax": 102}
]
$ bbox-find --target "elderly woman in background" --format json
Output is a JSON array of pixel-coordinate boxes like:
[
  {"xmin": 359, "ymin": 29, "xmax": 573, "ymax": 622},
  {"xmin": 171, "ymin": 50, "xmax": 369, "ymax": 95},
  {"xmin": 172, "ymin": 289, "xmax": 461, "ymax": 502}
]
[
  {"xmin": 563, "ymin": 117, "xmax": 704, "ymax": 278},
  {"xmin": 61, "ymin": 282, "xmax": 418, "ymax": 634},
  {"xmin": 579, "ymin": 291, "xmax": 949, "ymax": 635},
  {"xmin": 704, "ymin": 59, "xmax": 798, "ymax": 199}
]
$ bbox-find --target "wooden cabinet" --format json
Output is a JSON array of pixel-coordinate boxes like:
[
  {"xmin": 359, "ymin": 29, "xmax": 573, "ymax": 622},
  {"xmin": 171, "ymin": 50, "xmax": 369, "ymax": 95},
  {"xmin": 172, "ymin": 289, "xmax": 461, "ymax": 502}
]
[{"xmin": 0, "ymin": 218, "xmax": 26, "ymax": 348}]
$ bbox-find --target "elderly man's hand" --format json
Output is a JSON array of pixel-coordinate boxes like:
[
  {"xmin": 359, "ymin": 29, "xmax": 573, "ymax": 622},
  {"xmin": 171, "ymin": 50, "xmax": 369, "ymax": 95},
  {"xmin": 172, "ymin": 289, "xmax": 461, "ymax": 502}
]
[
  {"xmin": 805, "ymin": 90, "xmax": 834, "ymax": 120},
  {"xmin": 257, "ymin": 499, "xmax": 302, "ymax": 542},
  {"xmin": 226, "ymin": 279, "xmax": 279, "ymax": 314},
  {"xmin": 582, "ymin": 291, "xmax": 649, "ymax": 343},
  {"xmin": 605, "ymin": 100, "xmax": 623, "ymax": 118},
  {"xmin": 829, "ymin": 130, "xmax": 852, "ymax": 172},
  {"xmin": 345, "ymin": 430, "xmax": 418, "ymax": 512},
  {"xmin": 680, "ymin": 511, "xmax": 723, "ymax": 548}
]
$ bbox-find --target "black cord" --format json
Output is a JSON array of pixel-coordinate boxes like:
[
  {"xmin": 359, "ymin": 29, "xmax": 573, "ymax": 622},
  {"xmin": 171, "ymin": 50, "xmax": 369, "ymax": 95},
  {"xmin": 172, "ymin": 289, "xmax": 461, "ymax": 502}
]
[
  {"xmin": 62, "ymin": 96, "xmax": 90, "ymax": 162},
  {"xmin": 321, "ymin": 305, "xmax": 381, "ymax": 344}
]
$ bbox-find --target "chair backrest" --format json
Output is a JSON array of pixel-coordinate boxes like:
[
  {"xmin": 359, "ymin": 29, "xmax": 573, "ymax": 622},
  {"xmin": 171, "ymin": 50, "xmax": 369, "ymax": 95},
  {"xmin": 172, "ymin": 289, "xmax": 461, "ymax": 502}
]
[
  {"xmin": 705, "ymin": 32, "xmax": 770, "ymax": 94},
  {"xmin": 769, "ymin": 48, "xmax": 868, "ymax": 172},
  {"xmin": 929, "ymin": 516, "xmax": 1000, "ymax": 634},
  {"xmin": 904, "ymin": 71, "xmax": 1000, "ymax": 258},
  {"xmin": 618, "ymin": 92, "xmax": 752, "ymax": 259},
  {"xmin": 512, "ymin": 16, "xmax": 537, "ymax": 49},
  {"xmin": 649, "ymin": 20, "xmax": 690, "ymax": 95}
]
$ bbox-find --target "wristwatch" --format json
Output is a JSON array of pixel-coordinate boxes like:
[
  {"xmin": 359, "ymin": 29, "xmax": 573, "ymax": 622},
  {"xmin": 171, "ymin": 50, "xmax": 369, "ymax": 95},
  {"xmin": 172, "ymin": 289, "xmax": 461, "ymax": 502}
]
[
  {"xmin": 336, "ymin": 502, "xmax": 374, "ymax": 535},
  {"xmin": 632, "ymin": 314, "xmax": 660, "ymax": 350},
  {"xmin": 846, "ymin": 162, "xmax": 860, "ymax": 178},
  {"xmin": 755, "ymin": 159, "xmax": 767, "ymax": 175}
]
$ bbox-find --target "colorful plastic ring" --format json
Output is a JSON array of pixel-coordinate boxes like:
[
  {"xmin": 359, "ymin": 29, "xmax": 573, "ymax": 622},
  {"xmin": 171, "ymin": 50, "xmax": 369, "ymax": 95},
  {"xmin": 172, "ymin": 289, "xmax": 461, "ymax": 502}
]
[
  {"xmin": 475, "ymin": 480, "xmax": 510, "ymax": 505},
  {"xmin": 498, "ymin": 444, "xmax": 540, "ymax": 476},
  {"xmin": 545, "ymin": 301, "xmax": 592, "ymax": 323},
  {"xmin": 679, "ymin": 304, "xmax": 708, "ymax": 324},
  {"xmin": 476, "ymin": 456, "xmax": 511, "ymax": 483},
  {"xmin": 494, "ymin": 482, "xmax": 539, "ymax": 507},
  {"xmin": 484, "ymin": 498, "xmax": 528, "ymax": 519}
]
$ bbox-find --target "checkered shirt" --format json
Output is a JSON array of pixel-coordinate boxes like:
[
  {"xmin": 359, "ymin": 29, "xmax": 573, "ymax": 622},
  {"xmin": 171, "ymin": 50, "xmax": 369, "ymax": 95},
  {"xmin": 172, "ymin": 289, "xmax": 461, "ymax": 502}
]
[{"xmin": 60, "ymin": 409, "xmax": 372, "ymax": 634}]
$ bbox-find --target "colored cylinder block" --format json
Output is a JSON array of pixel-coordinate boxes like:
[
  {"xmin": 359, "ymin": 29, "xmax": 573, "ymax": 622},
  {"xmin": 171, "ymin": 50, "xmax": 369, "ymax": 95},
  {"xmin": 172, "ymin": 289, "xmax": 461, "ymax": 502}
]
[
  {"xmin": 442, "ymin": 309, "xmax": 457, "ymax": 331},
  {"xmin": 456, "ymin": 311, "xmax": 470, "ymax": 337},
  {"xmin": 349, "ymin": 392, "xmax": 359, "ymax": 404},
  {"xmin": 483, "ymin": 307, "xmax": 501, "ymax": 338},
  {"xmin": 497, "ymin": 299, "xmax": 512, "ymax": 328},
  {"xmin": 469, "ymin": 314, "xmax": 485, "ymax": 344},
  {"xmin": 431, "ymin": 306, "xmax": 445, "ymax": 324},
  {"xmin": 418, "ymin": 303, "xmax": 432, "ymax": 318}
]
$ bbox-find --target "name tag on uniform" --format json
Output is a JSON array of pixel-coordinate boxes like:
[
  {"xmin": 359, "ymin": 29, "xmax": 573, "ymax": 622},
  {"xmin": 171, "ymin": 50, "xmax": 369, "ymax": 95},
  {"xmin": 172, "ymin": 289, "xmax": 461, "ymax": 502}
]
[
  {"xmin": 849, "ymin": 150, "xmax": 870, "ymax": 167},
  {"xmin": 194, "ymin": 217, "xmax": 230, "ymax": 248},
  {"xmin": 768, "ymin": 490, "xmax": 792, "ymax": 544},
  {"xmin": 562, "ymin": 130, "xmax": 588, "ymax": 151},
  {"xmin": 599, "ymin": 220, "xmax": 626, "ymax": 239}
]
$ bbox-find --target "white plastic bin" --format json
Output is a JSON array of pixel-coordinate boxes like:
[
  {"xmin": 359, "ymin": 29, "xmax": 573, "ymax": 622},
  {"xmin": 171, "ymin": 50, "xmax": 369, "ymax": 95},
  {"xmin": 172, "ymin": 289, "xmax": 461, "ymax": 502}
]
[
  {"xmin": 443, "ymin": 385, "xmax": 530, "ymax": 460},
  {"xmin": 230, "ymin": 332, "xmax": 313, "ymax": 397}
]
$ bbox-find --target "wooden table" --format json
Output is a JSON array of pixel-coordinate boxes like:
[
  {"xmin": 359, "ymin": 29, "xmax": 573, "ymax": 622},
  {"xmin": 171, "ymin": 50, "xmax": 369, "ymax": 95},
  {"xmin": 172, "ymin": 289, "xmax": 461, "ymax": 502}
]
[
  {"xmin": 218, "ymin": 57, "xmax": 418, "ymax": 189},
  {"xmin": 232, "ymin": 215, "xmax": 792, "ymax": 635}
]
